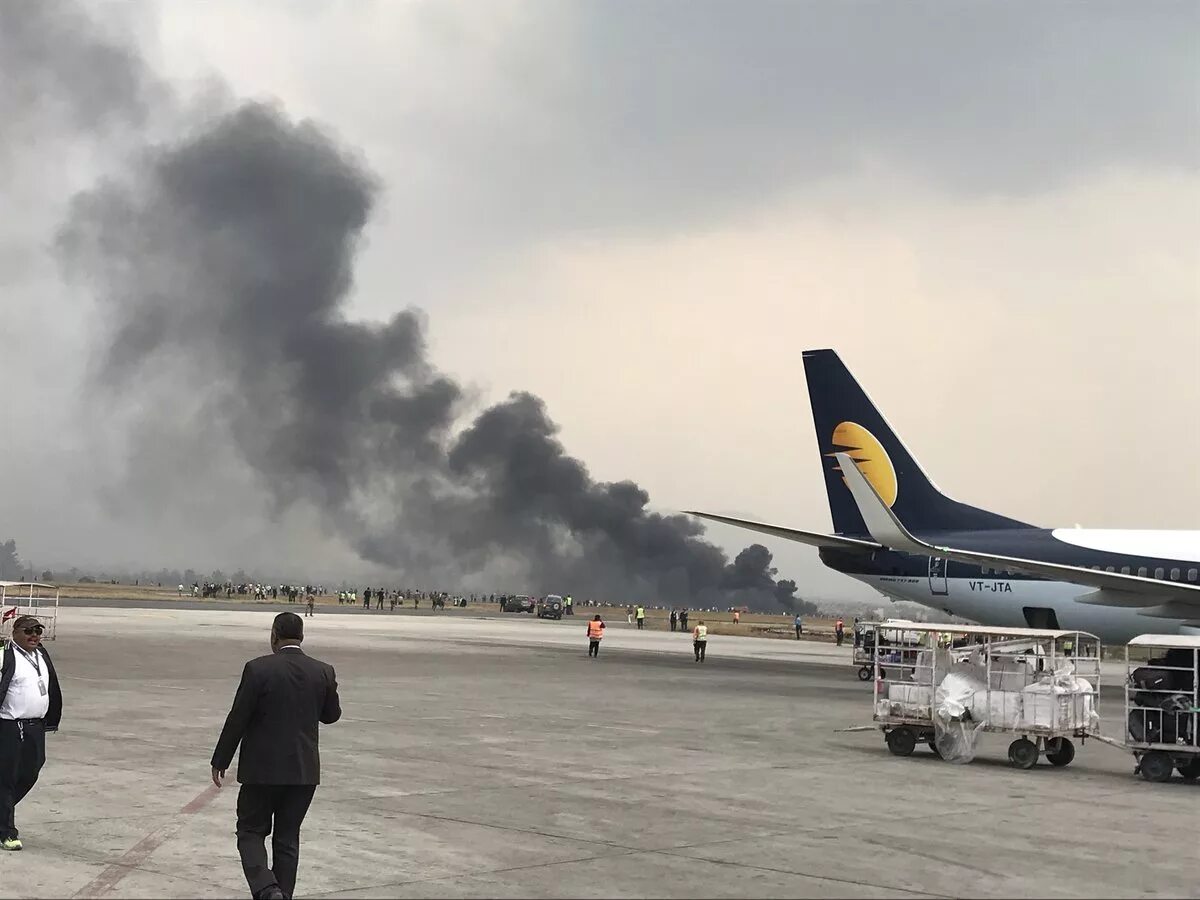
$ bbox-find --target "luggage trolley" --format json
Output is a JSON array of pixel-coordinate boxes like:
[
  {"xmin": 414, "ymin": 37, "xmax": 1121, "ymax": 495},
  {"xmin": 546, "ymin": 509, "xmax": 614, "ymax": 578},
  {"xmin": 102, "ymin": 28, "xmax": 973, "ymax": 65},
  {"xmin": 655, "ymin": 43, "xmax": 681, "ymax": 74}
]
[
  {"xmin": 0, "ymin": 581, "xmax": 60, "ymax": 646},
  {"xmin": 869, "ymin": 623, "xmax": 1101, "ymax": 769},
  {"xmin": 1116, "ymin": 634, "xmax": 1199, "ymax": 783},
  {"xmin": 852, "ymin": 619, "xmax": 923, "ymax": 681}
]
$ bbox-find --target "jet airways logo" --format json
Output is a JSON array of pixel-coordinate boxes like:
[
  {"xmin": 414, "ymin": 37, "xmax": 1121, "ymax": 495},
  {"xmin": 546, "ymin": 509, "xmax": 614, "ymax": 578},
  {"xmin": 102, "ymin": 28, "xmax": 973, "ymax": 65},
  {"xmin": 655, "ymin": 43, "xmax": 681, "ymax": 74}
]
[{"xmin": 827, "ymin": 422, "xmax": 898, "ymax": 507}]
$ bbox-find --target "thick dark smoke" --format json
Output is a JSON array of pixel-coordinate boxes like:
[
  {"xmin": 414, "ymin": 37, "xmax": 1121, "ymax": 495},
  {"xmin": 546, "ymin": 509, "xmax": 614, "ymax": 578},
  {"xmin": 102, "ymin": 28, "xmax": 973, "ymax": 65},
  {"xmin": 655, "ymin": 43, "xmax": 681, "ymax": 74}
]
[
  {"xmin": 42, "ymin": 6, "xmax": 804, "ymax": 609},
  {"xmin": 0, "ymin": 0, "xmax": 152, "ymax": 146}
]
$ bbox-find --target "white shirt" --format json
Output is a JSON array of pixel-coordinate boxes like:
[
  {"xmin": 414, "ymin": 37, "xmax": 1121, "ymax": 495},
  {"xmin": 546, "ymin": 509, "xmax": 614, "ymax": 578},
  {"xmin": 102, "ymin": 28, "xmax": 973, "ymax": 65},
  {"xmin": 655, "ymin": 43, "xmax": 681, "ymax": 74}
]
[{"xmin": 1, "ymin": 646, "xmax": 50, "ymax": 720}]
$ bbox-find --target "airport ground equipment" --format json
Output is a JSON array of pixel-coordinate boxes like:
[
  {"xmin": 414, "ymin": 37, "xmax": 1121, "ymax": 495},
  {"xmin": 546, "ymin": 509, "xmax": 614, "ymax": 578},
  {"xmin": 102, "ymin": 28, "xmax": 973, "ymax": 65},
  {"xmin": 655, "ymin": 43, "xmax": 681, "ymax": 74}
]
[
  {"xmin": 0, "ymin": 582, "xmax": 60, "ymax": 645},
  {"xmin": 869, "ymin": 622, "xmax": 1101, "ymax": 769},
  {"xmin": 852, "ymin": 619, "xmax": 924, "ymax": 681},
  {"xmin": 1091, "ymin": 634, "xmax": 1199, "ymax": 783}
]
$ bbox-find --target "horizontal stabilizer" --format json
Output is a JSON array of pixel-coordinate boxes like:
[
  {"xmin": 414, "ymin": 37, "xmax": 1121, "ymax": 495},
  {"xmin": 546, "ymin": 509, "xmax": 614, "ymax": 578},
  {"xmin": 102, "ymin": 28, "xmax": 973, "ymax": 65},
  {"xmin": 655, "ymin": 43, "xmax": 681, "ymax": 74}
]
[{"xmin": 685, "ymin": 511, "xmax": 881, "ymax": 552}]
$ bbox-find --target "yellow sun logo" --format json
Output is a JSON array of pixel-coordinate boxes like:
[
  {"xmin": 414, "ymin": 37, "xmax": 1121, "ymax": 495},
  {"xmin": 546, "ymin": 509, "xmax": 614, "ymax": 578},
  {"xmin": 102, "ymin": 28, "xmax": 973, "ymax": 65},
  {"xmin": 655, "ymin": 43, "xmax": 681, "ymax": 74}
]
[{"xmin": 827, "ymin": 422, "xmax": 898, "ymax": 507}]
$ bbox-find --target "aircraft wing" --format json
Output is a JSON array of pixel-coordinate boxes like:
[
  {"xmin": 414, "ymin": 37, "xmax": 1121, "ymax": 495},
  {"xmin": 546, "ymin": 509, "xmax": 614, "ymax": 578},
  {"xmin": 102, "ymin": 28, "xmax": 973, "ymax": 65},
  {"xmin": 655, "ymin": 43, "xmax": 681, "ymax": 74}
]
[
  {"xmin": 833, "ymin": 452, "xmax": 1200, "ymax": 620},
  {"xmin": 685, "ymin": 511, "xmax": 882, "ymax": 552}
]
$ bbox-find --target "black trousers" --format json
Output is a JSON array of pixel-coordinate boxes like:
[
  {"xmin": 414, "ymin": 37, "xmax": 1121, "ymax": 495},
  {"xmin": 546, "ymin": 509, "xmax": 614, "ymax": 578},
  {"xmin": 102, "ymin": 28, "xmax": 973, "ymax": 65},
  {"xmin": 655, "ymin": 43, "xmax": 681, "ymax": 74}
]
[
  {"xmin": 0, "ymin": 719, "xmax": 45, "ymax": 840},
  {"xmin": 588, "ymin": 639, "xmax": 600, "ymax": 657},
  {"xmin": 694, "ymin": 640, "xmax": 707, "ymax": 661},
  {"xmin": 236, "ymin": 784, "xmax": 317, "ymax": 899}
]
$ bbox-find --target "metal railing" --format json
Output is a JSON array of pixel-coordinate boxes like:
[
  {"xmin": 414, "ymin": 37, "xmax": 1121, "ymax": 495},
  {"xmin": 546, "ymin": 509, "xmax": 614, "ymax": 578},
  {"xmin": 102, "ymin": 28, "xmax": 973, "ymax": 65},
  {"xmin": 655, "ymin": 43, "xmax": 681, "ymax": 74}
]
[{"xmin": 0, "ymin": 583, "xmax": 60, "ymax": 642}]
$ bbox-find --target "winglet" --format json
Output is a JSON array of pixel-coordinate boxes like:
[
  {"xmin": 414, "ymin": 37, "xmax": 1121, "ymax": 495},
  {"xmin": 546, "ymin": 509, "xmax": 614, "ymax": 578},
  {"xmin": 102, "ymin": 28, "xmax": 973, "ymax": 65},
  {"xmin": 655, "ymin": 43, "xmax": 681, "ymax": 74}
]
[{"xmin": 833, "ymin": 451, "xmax": 930, "ymax": 555}]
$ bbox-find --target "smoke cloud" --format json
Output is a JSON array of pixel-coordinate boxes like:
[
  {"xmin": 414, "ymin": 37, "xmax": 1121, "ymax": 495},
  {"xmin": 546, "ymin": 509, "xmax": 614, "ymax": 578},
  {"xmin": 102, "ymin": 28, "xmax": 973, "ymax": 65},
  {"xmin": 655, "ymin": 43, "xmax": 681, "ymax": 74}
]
[
  {"xmin": 43, "ymin": 36, "xmax": 804, "ymax": 608},
  {"xmin": 0, "ymin": 0, "xmax": 152, "ymax": 147}
]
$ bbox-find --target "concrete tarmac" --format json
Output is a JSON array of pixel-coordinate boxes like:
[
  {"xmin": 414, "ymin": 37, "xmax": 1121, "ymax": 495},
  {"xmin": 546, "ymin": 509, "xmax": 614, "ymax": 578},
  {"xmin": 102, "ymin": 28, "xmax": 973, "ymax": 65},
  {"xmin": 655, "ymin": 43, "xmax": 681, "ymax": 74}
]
[{"xmin": 3, "ymin": 605, "xmax": 1194, "ymax": 899}]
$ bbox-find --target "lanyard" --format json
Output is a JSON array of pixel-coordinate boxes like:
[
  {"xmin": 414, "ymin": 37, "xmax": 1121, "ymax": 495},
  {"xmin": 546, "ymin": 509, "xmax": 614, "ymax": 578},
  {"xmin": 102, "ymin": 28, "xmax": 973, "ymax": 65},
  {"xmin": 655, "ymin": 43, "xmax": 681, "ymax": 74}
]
[{"xmin": 13, "ymin": 646, "xmax": 41, "ymax": 678}]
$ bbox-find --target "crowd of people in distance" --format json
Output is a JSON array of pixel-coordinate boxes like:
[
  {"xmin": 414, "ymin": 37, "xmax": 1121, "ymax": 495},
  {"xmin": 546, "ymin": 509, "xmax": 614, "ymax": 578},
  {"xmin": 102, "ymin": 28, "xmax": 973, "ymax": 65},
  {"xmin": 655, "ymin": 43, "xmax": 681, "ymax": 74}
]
[
  {"xmin": 172, "ymin": 580, "xmax": 792, "ymax": 622},
  {"xmin": 182, "ymin": 582, "xmax": 325, "ymax": 602},
  {"xmin": 333, "ymin": 588, "xmax": 467, "ymax": 610},
  {"xmin": 170, "ymin": 582, "xmax": 819, "ymax": 650}
]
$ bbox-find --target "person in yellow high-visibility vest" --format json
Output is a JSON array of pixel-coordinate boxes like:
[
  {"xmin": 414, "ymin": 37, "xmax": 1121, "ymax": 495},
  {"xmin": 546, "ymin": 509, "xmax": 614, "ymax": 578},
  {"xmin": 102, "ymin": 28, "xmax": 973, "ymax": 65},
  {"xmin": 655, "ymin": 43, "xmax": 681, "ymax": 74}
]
[
  {"xmin": 635, "ymin": 605, "xmax": 646, "ymax": 630},
  {"xmin": 692, "ymin": 621, "xmax": 708, "ymax": 662}
]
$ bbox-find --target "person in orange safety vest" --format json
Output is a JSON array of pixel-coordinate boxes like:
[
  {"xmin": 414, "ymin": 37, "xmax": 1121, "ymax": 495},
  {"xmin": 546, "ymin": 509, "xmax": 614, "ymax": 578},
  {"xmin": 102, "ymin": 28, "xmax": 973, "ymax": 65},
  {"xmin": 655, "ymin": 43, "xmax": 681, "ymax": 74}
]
[{"xmin": 586, "ymin": 615, "xmax": 606, "ymax": 658}]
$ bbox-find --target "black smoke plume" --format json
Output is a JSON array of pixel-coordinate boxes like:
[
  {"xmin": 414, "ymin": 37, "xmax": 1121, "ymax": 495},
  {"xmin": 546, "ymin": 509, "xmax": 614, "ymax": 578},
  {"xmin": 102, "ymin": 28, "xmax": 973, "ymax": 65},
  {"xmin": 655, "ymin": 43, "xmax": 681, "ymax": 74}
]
[{"xmin": 42, "ymin": 14, "xmax": 801, "ymax": 609}]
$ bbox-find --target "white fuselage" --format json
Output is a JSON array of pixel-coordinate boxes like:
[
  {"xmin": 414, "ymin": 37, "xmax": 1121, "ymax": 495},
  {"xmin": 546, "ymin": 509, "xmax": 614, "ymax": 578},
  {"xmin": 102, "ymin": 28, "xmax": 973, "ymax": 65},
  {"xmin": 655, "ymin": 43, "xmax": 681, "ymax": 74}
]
[
  {"xmin": 854, "ymin": 574, "xmax": 1196, "ymax": 644},
  {"xmin": 850, "ymin": 528, "xmax": 1200, "ymax": 644}
]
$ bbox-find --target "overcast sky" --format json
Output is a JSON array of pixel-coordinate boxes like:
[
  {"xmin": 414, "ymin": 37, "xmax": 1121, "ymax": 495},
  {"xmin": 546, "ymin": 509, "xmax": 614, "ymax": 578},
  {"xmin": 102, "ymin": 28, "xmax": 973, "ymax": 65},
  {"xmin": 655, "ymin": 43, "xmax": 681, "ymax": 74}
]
[{"xmin": 2, "ymin": 1, "xmax": 1197, "ymax": 602}]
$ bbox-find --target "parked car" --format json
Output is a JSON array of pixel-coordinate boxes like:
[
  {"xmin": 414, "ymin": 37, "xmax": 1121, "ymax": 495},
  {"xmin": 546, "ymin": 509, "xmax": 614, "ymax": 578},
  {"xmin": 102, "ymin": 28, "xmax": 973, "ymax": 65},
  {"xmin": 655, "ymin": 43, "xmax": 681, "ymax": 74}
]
[
  {"xmin": 502, "ymin": 594, "xmax": 536, "ymax": 613},
  {"xmin": 537, "ymin": 595, "xmax": 564, "ymax": 619}
]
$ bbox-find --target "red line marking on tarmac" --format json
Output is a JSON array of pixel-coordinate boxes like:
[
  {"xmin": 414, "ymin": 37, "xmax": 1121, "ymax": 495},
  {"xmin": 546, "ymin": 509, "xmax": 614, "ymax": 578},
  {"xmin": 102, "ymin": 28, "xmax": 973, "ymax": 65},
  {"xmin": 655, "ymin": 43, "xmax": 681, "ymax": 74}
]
[
  {"xmin": 180, "ymin": 784, "xmax": 219, "ymax": 814},
  {"xmin": 72, "ymin": 784, "xmax": 221, "ymax": 899}
]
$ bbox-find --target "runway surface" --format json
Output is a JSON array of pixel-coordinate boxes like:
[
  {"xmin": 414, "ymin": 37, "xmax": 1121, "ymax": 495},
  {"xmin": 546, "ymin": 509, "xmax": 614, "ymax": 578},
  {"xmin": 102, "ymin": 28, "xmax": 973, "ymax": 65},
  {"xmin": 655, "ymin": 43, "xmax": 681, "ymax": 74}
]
[{"xmin": 4, "ymin": 605, "xmax": 1194, "ymax": 898}]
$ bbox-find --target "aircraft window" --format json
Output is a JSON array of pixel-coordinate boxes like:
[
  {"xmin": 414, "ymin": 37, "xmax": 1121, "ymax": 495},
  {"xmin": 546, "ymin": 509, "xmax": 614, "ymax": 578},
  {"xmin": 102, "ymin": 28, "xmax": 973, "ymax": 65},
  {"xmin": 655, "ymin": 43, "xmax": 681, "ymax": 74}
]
[
  {"xmin": 1105, "ymin": 566, "xmax": 1115, "ymax": 573},
  {"xmin": 1120, "ymin": 566, "xmax": 1131, "ymax": 575},
  {"xmin": 1137, "ymin": 566, "xmax": 1148, "ymax": 578},
  {"xmin": 1154, "ymin": 567, "xmax": 1164, "ymax": 579},
  {"xmin": 1189, "ymin": 569, "xmax": 1198, "ymax": 582},
  {"xmin": 1170, "ymin": 568, "xmax": 1180, "ymax": 581}
]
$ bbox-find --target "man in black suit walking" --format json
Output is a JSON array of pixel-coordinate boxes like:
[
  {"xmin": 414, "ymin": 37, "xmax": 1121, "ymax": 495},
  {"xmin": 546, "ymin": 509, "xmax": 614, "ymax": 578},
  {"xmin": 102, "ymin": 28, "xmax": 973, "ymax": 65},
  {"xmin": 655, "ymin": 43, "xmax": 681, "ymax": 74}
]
[{"xmin": 211, "ymin": 612, "xmax": 341, "ymax": 900}]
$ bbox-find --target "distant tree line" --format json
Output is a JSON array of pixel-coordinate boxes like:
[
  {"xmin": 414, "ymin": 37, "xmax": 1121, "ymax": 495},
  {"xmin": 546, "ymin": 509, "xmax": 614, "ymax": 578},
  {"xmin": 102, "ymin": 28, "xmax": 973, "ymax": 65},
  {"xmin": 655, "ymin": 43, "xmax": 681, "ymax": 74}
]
[{"xmin": 0, "ymin": 539, "xmax": 19, "ymax": 581}]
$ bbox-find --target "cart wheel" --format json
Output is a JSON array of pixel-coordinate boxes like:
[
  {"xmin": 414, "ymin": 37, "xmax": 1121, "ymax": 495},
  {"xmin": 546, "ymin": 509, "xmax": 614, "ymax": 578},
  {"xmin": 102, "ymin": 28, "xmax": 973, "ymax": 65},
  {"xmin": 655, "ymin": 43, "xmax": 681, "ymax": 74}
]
[
  {"xmin": 927, "ymin": 739, "xmax": 943, "ymax": 759},
  {"xmin": 857, "ymin": 666, "xmax": 872, "ymax": 681},
  {"xmin": 1008, "ymin": 738, "xmax": 1038, "ymax": 770},
  {"xmin": 1176, "ymin": 758, "xmax": 1200, "ymax": 781},
  {"xmin": 1045, "ymin": 737, "xmax": 1075, "ymax": 768},
  {"xmin": 1139, "ymin": 751, "xmax": 1174, "ymax": 783},
  {"xmin": 886, "ymin": 727, "xmax": 917, "ymax": 757}
]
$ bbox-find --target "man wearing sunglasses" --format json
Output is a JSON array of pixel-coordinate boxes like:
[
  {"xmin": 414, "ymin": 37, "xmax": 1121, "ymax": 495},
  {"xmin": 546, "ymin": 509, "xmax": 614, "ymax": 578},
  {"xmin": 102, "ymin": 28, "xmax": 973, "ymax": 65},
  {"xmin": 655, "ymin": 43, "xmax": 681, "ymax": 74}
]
[{"xmin": 0, "ymin": 616, "xmax": 63, "ymax": 851}]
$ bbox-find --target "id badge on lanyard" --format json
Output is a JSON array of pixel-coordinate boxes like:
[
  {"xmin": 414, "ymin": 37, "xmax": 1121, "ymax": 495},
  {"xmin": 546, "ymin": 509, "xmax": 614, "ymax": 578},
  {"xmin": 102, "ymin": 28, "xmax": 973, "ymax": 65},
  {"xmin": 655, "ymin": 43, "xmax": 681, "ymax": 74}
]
[{"xmin": 16, "ymin": 647, "xmax": 45, "ymax": 695}]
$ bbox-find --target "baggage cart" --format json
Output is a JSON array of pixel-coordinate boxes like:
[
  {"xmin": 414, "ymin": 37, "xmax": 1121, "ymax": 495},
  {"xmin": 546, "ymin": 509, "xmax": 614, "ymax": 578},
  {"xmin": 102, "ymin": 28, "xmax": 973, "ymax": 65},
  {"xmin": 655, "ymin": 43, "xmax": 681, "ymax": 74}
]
[
  {"xmin": 1106, "ymin": 634, "xmax": 1199, "ymax": 783},
  {"xmin": 0, "ymin": 582, "xmax": 60, "ymax": 645},
  {"xmin": 852, "ymin": 619, "xmax": 923, "ymax": 681},
  {"xmin": 869, "ymin": 622, "xmax": 1101, "ymax": 769}
]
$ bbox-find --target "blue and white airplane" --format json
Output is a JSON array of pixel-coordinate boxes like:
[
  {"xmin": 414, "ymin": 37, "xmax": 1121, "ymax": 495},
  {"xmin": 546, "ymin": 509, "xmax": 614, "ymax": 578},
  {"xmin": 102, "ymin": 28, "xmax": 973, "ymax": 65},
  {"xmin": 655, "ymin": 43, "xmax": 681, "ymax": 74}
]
[{"xmin": 690, "ymin": 349, "xmax": 1200, "ymax": 643}]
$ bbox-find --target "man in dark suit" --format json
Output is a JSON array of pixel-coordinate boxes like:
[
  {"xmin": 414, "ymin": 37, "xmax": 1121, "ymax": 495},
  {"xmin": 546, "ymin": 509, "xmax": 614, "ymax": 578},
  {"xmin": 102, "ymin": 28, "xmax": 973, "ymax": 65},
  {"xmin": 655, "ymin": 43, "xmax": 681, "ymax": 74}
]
[{"xmin": 211, "ymin": 612, "xmax": 341, "ymax": 900}]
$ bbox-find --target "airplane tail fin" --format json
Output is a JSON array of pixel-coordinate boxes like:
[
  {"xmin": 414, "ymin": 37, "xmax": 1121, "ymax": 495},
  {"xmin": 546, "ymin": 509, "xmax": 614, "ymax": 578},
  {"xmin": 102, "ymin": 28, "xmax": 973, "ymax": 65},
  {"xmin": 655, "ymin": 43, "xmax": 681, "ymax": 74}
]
[{"xmin": 802, "ymin": 349, "xmax": 1030, "ymax": 536}]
